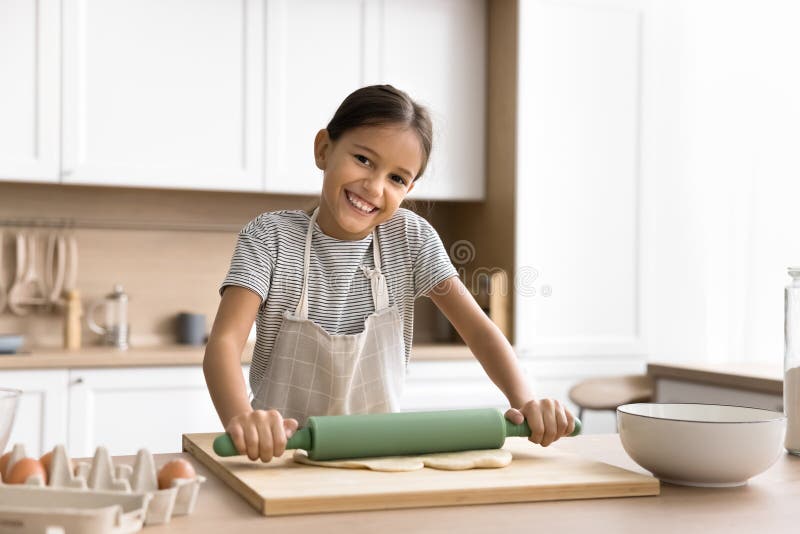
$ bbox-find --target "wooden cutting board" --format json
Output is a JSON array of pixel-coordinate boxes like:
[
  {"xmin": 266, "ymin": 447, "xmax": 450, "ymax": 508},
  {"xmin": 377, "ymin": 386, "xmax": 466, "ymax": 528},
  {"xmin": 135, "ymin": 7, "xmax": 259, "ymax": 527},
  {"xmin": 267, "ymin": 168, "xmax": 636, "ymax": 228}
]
[{"xmin": 183, "ymin": 433, "xmax": 659, "ymax": 516}]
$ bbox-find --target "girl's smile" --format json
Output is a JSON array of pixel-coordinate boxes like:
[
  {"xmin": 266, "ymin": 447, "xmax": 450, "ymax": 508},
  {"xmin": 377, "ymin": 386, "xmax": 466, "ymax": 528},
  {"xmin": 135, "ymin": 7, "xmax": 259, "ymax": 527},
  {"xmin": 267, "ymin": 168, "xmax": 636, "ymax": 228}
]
[
  {"xmin": 314, "ymin": 125, "xmax": 422, "ymax": 240},
  {"xmin": 344, "ymin": 189, "xmax": 379, "ymax": 215}
]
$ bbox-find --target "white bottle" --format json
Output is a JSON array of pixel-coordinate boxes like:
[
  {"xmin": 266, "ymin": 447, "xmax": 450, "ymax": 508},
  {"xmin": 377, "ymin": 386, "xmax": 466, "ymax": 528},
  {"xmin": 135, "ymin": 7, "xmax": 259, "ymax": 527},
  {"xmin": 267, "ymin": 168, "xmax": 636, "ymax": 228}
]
[{"xmin": 784, "ymin": 267, "xmax": 800, "ymax": 455}]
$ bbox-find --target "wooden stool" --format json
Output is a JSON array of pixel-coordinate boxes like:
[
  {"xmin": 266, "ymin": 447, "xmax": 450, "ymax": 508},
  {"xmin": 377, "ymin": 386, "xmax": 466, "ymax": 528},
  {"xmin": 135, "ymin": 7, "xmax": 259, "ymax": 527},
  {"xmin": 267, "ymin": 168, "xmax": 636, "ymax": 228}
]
[{"xmin": 568, "ymin": 374, "xmax": 654, "ymax": 421}]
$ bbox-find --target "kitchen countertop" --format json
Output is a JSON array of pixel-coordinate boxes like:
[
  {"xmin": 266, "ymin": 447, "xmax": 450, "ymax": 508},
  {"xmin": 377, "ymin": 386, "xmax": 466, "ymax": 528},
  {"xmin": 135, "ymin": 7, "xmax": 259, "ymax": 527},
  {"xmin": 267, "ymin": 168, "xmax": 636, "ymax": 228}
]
[
  {"xmin": 0, "ymin": 343, "xmax": 473, "ymax": 369},
  {"xmin": 134, "ymin": 433, "xmax": 799, "ymax": 534},
  {"xmin": 648, "ymin": 361, "xmax": 783, "ymax": 394}
]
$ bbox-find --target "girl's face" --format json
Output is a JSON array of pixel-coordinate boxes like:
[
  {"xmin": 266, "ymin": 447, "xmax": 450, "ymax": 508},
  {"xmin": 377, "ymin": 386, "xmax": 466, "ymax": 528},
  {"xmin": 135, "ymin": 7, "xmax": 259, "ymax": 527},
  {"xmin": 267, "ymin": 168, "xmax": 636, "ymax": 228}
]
[{"xmin": 314, "ymin": 124, "xmax": 422, "ymax": 240}]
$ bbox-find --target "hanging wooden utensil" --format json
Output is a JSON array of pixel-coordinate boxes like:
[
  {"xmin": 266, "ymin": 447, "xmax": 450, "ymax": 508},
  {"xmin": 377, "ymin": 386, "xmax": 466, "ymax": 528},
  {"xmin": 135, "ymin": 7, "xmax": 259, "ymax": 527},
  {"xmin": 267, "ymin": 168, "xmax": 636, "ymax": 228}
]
[
  {"xmin": 8, "ymin": 232, "xmax": 48, "ymax": 313},
  {"xmin": 64, "ymin": 233, "xmax": 79, "ymax": 292},
  {"xmin": 44, "ymin": 231, "xmax": 66, "ymax": 307},
  {"xmin": 7, "ymin": 232, "xmax": 29, "ymax": 315}
]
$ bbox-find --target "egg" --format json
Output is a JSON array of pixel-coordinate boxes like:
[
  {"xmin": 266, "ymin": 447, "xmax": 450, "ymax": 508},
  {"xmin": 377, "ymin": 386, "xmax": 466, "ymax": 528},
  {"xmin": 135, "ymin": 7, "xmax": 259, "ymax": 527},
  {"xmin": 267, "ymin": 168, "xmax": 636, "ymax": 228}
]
[
  {"xmin": 157, "ymin": 458, "xmax": 196, "ymax": 490},
  {"xmin": 0, "ymin": 451, "xmax": 11, "ymax": 481},
  {"xmin": 6, "ymin": 457, "xmax": 48, "ymax": 485},
  {"xmin": 39, "ymin": 450, "xmax": 53, "ymax": 472}
]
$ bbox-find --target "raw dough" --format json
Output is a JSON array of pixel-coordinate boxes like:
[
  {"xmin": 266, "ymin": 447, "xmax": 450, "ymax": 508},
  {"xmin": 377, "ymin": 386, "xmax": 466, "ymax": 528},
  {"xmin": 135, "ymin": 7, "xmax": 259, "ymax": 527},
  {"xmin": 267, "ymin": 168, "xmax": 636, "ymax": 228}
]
[{"xmin": 292, "ymin": 449, "xmax": 512, "ymax": 472}]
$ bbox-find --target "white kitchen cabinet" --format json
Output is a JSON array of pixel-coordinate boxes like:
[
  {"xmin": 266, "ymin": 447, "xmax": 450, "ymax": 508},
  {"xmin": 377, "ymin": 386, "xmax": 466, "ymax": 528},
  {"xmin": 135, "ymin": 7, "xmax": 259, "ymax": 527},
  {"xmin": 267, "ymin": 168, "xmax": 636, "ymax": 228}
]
[
  {"xmin": 1, "ymin": 0, "xmax": 485, "ymax": 199},
  {"xmin": 263, "ymin": 0, "xmax": 365, "ymax": 195},
  {"xmin": 375, "ymin": 0, "xmax": 487, "ymax": 201},
  {"xmin": 60, "ymin": 0, "xmax": 264, "ymax": 191},
  {"xmin": 0, "ymin": 369, "xmax": 69, "ymax": 457},
  {"xmin": 0, "ymin": 0, "xmax": 60, "ymax": 182},
  {"xmin": 515, "ymin": 0, "xmax": 647, "ymax": 357},
  {"xmin": 67, "ymin": 365, "xmax": 249, "ymax": 457},
  {"xmin": 402, "ymin": 359, "xmax": 507, "ymax": 411},
  {"xmin": 264, "ymin": 0, "xmax": 486, "ymax": 200}
]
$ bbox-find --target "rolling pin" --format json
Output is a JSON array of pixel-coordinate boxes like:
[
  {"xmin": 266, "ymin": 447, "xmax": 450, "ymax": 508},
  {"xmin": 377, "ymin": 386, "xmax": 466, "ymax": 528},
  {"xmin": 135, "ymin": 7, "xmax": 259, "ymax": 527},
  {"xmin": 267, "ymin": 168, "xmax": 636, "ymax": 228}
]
[{"xmin": 213, "ymin": 408, "xmax": 582, "ymax": 461}]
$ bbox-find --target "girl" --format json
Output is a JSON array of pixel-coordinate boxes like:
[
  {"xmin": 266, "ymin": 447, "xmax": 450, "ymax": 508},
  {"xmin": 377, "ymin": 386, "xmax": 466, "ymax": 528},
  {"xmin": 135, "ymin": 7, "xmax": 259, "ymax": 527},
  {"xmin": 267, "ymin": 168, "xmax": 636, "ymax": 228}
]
[{"xmin": 203, "ymin": 85, "xmax": 576, "ymax": 463}]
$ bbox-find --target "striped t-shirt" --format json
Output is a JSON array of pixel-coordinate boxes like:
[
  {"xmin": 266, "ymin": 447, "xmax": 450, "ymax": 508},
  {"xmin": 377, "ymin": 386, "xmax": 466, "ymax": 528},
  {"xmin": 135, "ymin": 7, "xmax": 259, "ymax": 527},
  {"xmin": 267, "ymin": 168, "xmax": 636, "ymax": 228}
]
[{"xmin": 221, "ymin": 208, "xmax": 459, "ymax": 394}]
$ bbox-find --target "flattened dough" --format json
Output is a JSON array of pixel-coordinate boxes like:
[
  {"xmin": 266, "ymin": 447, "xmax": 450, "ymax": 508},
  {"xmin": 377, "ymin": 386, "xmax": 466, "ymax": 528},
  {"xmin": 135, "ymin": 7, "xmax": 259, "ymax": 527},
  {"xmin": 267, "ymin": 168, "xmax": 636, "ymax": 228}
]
[{"xmin": 292, "ymin": 449, "xmax": 512, "ymax": 472}]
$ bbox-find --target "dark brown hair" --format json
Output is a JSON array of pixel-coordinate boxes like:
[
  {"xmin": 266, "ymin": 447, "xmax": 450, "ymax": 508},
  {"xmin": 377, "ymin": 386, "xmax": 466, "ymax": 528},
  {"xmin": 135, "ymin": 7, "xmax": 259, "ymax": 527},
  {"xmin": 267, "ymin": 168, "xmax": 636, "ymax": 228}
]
[{"xmin": 326, "ymin": 85, "xmax": 433, "ymax": 181}]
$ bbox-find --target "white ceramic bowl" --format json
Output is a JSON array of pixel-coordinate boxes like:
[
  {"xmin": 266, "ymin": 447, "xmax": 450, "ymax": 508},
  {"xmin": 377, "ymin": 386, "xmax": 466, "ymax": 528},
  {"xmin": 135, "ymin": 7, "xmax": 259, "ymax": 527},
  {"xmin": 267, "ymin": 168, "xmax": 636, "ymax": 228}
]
[
  {"xmin": 0, "ymin": 388, "xmax": 22, "ymax": 454},
  {"xmin": 617, "ymin": 403, "xmax": 786, "ymax": 487}
]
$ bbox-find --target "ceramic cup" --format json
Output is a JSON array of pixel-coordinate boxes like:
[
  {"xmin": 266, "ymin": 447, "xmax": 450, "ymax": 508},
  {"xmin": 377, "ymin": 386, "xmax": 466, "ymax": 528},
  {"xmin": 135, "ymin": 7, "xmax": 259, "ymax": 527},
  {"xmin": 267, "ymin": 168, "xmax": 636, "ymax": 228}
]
[{"xmin": 177, "ymin": 313, "xmax": 206, "ymax": 345}]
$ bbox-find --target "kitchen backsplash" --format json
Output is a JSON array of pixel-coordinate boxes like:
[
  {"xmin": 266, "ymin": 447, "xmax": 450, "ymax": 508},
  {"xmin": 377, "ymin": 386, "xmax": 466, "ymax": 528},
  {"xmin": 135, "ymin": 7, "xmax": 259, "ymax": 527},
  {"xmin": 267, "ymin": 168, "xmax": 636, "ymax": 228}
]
[{"xmin": 0, "ymin": 183, "xmax": 466, "ymax": 348}]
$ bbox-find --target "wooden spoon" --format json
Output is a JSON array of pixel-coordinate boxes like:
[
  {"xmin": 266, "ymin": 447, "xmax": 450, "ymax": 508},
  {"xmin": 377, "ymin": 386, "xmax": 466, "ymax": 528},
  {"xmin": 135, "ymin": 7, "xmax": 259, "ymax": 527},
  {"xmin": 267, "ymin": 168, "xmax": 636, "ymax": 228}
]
[
  {"xmin": 44, "ymin": 232, "xmax": 56, "ymax": 304},
  {"xmin": 25, "ymin": 232, "xmax": 48, "ymax": 304},
  {"xmin": 7, "ymin": 233, "xmax": 29, "ymax": 315},
  {"xmin": 8, "ymin": 232, "xmax": 48, "ymax": 313},
  {"xmin": 63, "ymin": 234, "xmax": 79, "ymax": 292},
  {"xmin": 44, "ymin": 232, "xmax": 66, "ymax": 306}
]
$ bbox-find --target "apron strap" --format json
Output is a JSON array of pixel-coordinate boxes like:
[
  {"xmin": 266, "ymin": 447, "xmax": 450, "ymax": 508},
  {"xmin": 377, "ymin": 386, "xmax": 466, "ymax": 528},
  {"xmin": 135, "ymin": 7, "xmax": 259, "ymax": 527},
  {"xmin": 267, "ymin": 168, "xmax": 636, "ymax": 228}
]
[
  {"xmin": 295, "ymin": 208, "xmax": 317, "ymax": 318},
  {"xmin": 296, "ymin": 208, "xmax": 390, "ymax": 318},
  {"xmin": 361, "ymin": 227, "xmax": 390, "ymax": 311}
]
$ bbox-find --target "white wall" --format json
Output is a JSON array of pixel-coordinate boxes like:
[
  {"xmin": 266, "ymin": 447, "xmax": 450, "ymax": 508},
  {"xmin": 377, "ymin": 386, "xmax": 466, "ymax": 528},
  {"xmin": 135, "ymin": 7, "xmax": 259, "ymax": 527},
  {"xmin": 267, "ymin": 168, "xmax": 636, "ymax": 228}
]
[
  {"xmin": 518, "ymin": 0, "xmax": 800, "ymax": 369},
  {"xmin": 646, "ymin": 0, "xmax": 800, "ymax": 366}
]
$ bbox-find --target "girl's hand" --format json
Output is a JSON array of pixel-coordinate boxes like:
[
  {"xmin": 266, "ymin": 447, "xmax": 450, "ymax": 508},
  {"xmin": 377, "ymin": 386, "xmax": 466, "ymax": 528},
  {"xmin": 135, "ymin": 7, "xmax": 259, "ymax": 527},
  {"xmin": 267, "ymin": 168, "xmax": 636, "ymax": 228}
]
[
  {"xmin": 226, "ymin": 409, "xmax": 299, "ymax": 462},
  {"xmin": 505, "ymin": 398, "xmax": 575, "ymax": 447}
]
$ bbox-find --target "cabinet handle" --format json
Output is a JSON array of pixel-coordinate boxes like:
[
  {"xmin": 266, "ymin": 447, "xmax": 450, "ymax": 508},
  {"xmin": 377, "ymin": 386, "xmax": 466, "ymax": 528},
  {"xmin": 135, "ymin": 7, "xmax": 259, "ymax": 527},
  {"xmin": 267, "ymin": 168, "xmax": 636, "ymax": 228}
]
[
  {"xmin": 71, "ymin": 377, "xmax": 84, "ymax": 385},
  {"xmin": 61, "ymin": 169, "xmax": 73, "ymax": 177}
]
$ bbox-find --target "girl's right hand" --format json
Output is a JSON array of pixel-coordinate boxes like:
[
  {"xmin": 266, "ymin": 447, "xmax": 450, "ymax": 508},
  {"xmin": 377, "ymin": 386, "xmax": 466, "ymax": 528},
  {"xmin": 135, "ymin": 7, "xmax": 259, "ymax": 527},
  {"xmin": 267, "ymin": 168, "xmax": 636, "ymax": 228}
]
[{"xmin": 225, "ymin": 410, "xmax": 299, "ymax": 462}]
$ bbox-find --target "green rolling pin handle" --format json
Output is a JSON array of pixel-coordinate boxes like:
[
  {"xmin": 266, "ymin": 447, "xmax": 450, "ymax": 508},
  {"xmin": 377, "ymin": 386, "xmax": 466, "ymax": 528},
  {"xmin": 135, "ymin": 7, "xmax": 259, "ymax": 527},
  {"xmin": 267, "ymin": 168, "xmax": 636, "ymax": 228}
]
[
  {"xmin": 213, "ymin": 428, "xmax": 312, "ymax": 457},
  {"xmin": 504, "ymin": 416, "xmax": 582, "ymax": 439}
]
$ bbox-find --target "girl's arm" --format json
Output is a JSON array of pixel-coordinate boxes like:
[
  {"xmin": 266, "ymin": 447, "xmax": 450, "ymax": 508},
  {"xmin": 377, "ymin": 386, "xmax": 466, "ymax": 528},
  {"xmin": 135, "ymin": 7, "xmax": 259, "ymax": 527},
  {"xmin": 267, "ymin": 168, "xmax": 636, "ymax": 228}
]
[
  {"xmin": 429, "ymin": 276, "xmax": 575, "ymax": 446},
  {"xmin": 203, "ymin": 286, "xmax": 261, "ymax": 427},
  {"xmin": 203, "ymin": 286, "xmax": 299, "ymax": 462}
]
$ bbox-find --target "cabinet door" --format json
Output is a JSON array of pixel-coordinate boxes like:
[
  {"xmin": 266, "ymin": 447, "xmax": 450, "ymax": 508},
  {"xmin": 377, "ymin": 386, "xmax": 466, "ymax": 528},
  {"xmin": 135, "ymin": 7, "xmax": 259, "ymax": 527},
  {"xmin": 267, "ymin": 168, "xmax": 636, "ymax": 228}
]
[
  {"xmin": 515, "ymin": 0, "xmax": 646, "ymax": 356},
  {"xmin": 61, "ymin": 0, "xmax": 264, "ymax": 191},
  {"xmin": 401, "ymin": 360, "xmax": 506, "ymax": 411},
  {"xmin": 67, "ymin": 366, "xmax": 248, "ymax": 457},
  {"xmin": 0, "ymin": 0, "xmax": 60, "ymax": 182},
  {"xmin": 372, "ymin": 0, "xmax": 487, "ymax": 201},
  {"xmin": 263, "ymin": 0, "xmax": 366, "ymax": 194},
  {"xmin": 0, "ymin": 370, "xmax": 69, "ymax": 456}
]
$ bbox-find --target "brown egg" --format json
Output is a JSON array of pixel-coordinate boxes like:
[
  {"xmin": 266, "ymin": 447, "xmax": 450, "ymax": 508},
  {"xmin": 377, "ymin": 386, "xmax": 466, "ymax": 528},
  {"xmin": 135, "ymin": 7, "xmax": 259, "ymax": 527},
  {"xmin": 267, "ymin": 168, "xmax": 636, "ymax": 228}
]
[
  {"xmin": 0, "ymin": 451, "xmax": 11, "ymax": 481},
  {"xmin": 39, "ymin": 451, "xmax": 53, "ymax": 473},
  {"xmin": 6, "ymin": 457, "xmax": 48, "ymax": 485},
  {"xmin": 157, "ymin": 458, "xmax": 196, "ymax": 490}
]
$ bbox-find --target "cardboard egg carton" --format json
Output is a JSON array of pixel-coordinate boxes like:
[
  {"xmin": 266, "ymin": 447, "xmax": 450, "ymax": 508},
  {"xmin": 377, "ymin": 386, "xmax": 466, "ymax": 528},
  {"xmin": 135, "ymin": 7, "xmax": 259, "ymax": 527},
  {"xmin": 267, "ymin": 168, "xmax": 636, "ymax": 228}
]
[{"xmin": 0, "ymin": 443, "xmax": 205, "ymax": 532}]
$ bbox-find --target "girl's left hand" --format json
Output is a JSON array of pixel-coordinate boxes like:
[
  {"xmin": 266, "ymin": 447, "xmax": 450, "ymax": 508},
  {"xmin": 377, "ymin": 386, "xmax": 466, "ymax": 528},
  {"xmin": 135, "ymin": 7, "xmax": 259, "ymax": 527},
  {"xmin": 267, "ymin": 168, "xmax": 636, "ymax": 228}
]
[{"xmin": 505, "ymin": 398, "xmax": 576, "ymax": 447}]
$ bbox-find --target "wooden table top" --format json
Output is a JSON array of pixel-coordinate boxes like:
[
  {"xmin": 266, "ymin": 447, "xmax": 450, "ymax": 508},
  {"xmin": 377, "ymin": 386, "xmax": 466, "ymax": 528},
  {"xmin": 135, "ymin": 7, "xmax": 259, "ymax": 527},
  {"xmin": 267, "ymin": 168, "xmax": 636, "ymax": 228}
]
[
  {"xmin": 132, "ymin": 433, "xmax": 799, "ymax": 534},
  {"xmin": 647, "ymin": 361, "xmax": 784, "ymax": 394}
]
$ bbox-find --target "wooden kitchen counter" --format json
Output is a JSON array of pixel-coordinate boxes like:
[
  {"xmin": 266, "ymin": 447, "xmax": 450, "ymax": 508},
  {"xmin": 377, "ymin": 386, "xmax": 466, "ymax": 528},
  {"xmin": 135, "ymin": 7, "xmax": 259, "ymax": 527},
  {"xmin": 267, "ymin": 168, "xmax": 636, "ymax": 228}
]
[
  {"xmin": 0, "ymin": 343, "xmax": 473, "ymax": 369},
  {"xmin": 0, "ymin": 344, "xmax": 252, "ymax": 369},
  {"xmin": 137, "ymin": 434, "xmax": 799, "ymax": 534},
  {"xmin": 648, "ymin": 361, "xmax": 783, "ymax": 394}
]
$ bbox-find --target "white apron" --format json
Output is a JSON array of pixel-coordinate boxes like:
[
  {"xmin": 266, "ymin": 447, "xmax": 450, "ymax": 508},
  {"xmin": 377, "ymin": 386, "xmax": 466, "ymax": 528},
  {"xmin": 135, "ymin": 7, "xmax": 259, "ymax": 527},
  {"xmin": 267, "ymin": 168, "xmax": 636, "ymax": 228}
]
[{"xmin": 251, "ymin": 208, "xmax": 406, "ymax": 426}]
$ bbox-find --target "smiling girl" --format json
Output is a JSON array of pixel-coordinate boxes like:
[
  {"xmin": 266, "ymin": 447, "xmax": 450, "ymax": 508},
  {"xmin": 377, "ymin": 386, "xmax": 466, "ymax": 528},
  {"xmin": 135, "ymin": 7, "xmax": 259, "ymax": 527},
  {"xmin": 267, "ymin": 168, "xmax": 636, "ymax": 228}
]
[{"xmin": 203, "ymin": 85, "xmax": 576, "ymax": 462}]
